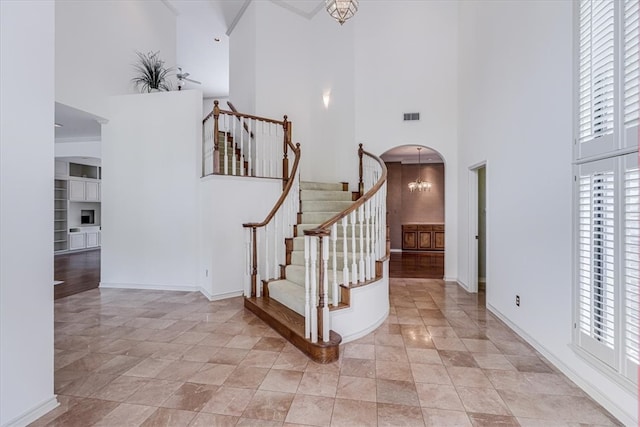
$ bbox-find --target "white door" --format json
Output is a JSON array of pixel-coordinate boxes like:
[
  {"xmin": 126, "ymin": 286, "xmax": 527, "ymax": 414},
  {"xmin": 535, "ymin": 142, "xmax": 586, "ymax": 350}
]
[
  {"xmin": 69, "ymin": 233, "xmax": 86, "ymax": 250},
  {"xmin": 69, "ymin": 180, "xmax": 85, "ymax": 201},
  {"xmin": 85, "ymin": 181, "xmax": 99, "ymax": 201}
]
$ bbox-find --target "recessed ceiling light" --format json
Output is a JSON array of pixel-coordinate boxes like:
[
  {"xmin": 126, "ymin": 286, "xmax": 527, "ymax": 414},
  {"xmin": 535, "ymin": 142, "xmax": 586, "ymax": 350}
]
[{"xmin": 54, "ymin": 123, "xmax": 62, "ymax": 128}]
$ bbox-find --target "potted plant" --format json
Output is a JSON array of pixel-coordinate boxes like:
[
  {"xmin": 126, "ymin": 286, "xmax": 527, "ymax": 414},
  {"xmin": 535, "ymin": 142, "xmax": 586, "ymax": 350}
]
[{"xmin": 131, "ymin": 51, "xmax": 173, "ymax": 93}]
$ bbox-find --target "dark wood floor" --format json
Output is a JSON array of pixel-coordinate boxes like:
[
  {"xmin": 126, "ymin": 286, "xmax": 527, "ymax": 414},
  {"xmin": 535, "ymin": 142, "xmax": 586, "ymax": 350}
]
[
  {"xmin": 53, "ymin": 249, "xmax": 443, "ymax": 300},
  {"xmin": 54, "ymin": 249, "xmax": 100, "ymax": 300},
  {"xmin": 389, "ymin": 251, "xmax": 444, "ymax": 278}
]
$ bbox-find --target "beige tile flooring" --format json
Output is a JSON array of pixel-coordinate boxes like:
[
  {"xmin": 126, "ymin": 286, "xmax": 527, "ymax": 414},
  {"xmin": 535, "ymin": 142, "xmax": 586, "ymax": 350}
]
[{"xmin": 31, "ymin": 278, "xmax": 621, "ymax": 426}]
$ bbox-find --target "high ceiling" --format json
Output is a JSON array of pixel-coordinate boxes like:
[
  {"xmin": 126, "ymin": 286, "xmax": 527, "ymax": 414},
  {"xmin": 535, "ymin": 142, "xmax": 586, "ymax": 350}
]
[{"xmin": 380, "ymin": 145, "xmax": 444, "ymax": 164}]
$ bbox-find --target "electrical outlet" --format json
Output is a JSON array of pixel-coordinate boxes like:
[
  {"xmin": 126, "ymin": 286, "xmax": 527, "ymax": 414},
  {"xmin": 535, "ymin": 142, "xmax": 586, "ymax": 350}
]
[{"xmin": 516, "ymin": 295, "xmax": 520, "ymax": 306}]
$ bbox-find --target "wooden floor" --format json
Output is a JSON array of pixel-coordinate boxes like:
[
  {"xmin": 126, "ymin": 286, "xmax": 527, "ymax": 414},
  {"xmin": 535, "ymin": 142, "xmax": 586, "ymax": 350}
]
[
  {"xmin": 389, "ymin": 251, "xmax": 444, "ymax": 279},
  {"xmin": 54, "ymin": 249, "xmax": 100, "ymax": 300}
]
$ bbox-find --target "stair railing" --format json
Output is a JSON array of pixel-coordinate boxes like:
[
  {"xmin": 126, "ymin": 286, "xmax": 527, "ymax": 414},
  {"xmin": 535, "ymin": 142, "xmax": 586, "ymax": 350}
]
[
  {"xmin": 242, "ymin": 142, "xmax": 301, "ymax": 298},
  {"xmin": 304, "ymin": 144, "xmax": 388, "ymax": 343},
  {"xmin": 203, "ymin": 100, "xmax": 292, "ymax": 185}
]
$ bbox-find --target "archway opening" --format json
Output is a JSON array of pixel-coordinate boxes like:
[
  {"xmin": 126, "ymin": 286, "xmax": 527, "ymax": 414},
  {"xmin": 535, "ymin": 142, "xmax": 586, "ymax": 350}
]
[{"xmin": 381, "ymin": 145, "xmax": 445, "ymax": 279}]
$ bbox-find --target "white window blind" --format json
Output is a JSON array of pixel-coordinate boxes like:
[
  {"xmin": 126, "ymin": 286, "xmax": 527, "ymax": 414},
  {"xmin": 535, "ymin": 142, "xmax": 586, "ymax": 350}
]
[
  {"xmin": 577, "ymin": 161, "xmax": 616, "ymax": 365},
  {"xmin": 623, "ymin": 159, "xmax": 639, "ymax": 381},
  {"xmin": 575, "ymin": 0, "xmax": 639, "ymax": 386},
  {"xmin": 624, "ymin": 0, "xmax": 639, "ymax": 148},
  {"xmin": 578, "ymin": 0, "xmax": 615, "ymax": 151}
]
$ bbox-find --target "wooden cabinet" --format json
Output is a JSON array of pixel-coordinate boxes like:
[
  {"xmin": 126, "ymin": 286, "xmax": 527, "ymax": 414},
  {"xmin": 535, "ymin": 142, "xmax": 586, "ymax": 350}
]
[
  {"xmin": 402, "ymin": 224, "xmax": 445, "ymax": 251},
  {"xmin": 69, "ymin": 227, "xmax": 101, "ymax": 251},
  {"xmin": 69, "ymin": 232, "xmax": 86, "ymax": 250}
]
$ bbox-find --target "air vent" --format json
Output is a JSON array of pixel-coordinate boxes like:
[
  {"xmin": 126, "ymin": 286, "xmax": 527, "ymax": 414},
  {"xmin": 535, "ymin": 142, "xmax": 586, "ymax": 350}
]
[{"xmin": 403, "ymin": 113, "xmax": 420, "ymax": 121}]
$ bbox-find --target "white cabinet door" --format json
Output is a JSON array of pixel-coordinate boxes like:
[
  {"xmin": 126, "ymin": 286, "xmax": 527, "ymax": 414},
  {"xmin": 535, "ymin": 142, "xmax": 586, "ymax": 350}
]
[
  {"xmin": 86, "ymin": 231, "xmax": 99, "ymax": 248},
  {"xmin": 69, "ymin": 233, "xmax": 86, "ymax": 250},
  {"xmin": 85, "ymin": 181, "xmax": 100, "ymax": 201},
  {"xmin": 69, "ymin": 180, "xmax": 85, "ymax": 201}
]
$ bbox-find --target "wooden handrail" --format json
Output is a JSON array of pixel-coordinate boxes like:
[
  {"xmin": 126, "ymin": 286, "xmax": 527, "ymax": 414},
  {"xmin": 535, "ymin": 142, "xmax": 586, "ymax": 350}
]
[
  {"xmin": 204, "ymin": 104, "xmax": 287, "ymax": 126},
  {"xmin": 227, "ymin": 101, "xmax": 255, "ymax": 139},
  {"xmin": 243, "ymin": 142, "xmax": 300, "ymax": 229},
  {"xmin": 304, "ymin": 144, "xmax": 388, "ymax": 237}
]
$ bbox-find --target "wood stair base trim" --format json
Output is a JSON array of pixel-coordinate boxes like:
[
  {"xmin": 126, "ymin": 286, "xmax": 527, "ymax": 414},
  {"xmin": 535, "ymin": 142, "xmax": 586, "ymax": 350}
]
[{"xmin": 244, "ymin": 296, "xmax": 342, "ymax": 364}]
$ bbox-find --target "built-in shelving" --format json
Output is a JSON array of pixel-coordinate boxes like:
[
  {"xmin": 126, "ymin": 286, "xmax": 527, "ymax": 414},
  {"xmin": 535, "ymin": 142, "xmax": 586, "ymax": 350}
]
[{"xmin": 54, "ymin": 179, "xmax": 68, "ymax": 252}]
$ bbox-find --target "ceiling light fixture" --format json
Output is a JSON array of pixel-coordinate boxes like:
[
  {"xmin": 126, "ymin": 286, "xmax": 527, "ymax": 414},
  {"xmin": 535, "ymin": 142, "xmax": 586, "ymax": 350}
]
[
  {"xmin": 326, "ymin": 0, "xmax": 358, "ymax": 25},
  {"xmin": 407, "ymin": 147, "xmax": 432, "ymax": 192}
]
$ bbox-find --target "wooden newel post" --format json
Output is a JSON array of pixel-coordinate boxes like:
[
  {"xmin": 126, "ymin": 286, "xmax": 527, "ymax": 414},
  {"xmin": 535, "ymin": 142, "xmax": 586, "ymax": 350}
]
[
  {"xmin": 251, "ymin": 226, "xmax": 258, "ymax": 297},
  {"xmin": 213, "ymin": 100, "xmax": 220, "ymax": 174},
  {"xmin": 358, "ymin": 143, "xmax": 364, "ymax": 197},
  {"xmin": 282, "ymin": 115, "xmax": 290, "ymax": 189}
]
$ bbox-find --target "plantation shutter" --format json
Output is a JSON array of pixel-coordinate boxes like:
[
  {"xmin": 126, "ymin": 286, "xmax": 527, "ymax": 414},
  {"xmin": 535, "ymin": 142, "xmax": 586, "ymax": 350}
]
[
  {"xmin": 578, "ymin": 0, "xmax": 616, "ymax": 157},
  {"xmin": 623, "ymin": 154, "xmax": 639, "ymax": 382},
  {"xmin": 623, "ymin": 0, "xmax": 639, "ymax": 148},
  {"xmin": 577, "ymin": 159, "xmax": 616, "ymax": 366}
]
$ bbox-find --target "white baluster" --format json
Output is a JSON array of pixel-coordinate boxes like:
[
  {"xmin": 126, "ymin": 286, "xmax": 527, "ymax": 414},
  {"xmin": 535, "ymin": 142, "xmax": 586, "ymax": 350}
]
[
  {"xmin": 358, "ymin": 205, "xmax": 365, "ymax": 283},
  {"xmin": 342, "ymin": 217, "xmax": 350, "ymax": 287},
  {"xmin": 304, "ymin": 236, "xmax": 310, "ymax": 339},
  {"xmin": 350, "ymin": 211, "xmax": 358, "ymax": 284},
  {"xmin": 331, "ymin": 223, "xmax": 338, "ymax": 306},
  {"xmin": 245, "ymin": 228, "xmax": 251, "ymax": 296},
  {"xmin": 255, "ymin": 228, "xmax": 262, "ymax": 298},
  {"xmin": 365, "ymin": 199, "xmax": 371, "ymax": 280},
  {"xmin": 231, "ymin": 115, "xmax": 237, "ymax": 175},
  {"xmin": 310, "ymin": 237, "xmax": 318, "ymax": 343},
  {"xmin": 322, "ymin": 236, "xmax": 330, "ymax": 342},
  {"xmin": 239, "ymin": 116, "xmax": 244, "ymax": 176}
]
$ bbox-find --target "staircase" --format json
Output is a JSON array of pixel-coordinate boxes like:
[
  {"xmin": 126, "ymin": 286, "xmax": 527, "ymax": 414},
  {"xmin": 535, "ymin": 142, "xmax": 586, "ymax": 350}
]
[
  {"xmin": 204, "ymin": 101, "xmax": 388, "ymax": 364},
  {"xmin": 268, "ymin": 182, "xmax": 352, "ymax": 315}
]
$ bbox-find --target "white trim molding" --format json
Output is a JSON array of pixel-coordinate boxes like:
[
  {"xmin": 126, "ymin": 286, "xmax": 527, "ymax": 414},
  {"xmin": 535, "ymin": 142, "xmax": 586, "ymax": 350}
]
[
  {"xmin": 488, "ymin": 303, "xmax": 636, "ymax": 426},
  {"xmin": 1, "ymin": 396, "xmax": 58, "ymax": 427}
]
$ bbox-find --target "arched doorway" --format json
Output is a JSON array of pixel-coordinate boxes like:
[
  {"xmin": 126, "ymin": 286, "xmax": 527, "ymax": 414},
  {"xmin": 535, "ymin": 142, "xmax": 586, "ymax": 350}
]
[{"xmin": 381, "ymin": 145, "xmax": 445, "ymax": 279}]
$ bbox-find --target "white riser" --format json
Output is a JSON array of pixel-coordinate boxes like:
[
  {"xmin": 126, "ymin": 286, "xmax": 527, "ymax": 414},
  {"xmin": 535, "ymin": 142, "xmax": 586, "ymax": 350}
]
[
  {"xmin": 292, "ymin": 236, "xmax": 366, "ymax": 252},
  {"xmin": 300, "ymin": 189, "xmax": 352, "ymax": 201},
  {"xmin": 300, "ymin": 181, "xmax": 344, "ymax": 191},
  {"xmin": 301, "ymin": 200, "xmax": 353, "ymax": 212}
]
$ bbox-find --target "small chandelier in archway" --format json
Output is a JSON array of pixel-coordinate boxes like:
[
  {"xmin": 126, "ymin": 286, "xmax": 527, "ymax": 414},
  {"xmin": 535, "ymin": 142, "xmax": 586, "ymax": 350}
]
[
  {"xmin": 408, "ymin": 147, "xmax": 432, "ymax": 192},
  {"xmin": 326, "ymin": 0, "xmax": 358, "ymax": 25}
]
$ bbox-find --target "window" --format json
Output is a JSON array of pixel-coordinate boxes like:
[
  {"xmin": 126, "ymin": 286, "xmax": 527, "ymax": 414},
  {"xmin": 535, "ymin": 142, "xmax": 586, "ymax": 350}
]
[{"xmin": 574, "ymin": 0, "xmax": 639, "ymax": 386}]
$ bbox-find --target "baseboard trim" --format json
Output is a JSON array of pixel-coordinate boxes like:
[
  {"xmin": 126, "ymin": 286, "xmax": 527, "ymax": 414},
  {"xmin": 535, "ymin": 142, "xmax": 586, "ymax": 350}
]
[
  {"xmin": 443, "ymin": 276, "xmax": 458, "ymax": 283},
  {"xmin": 99, "ymin": 282, "xmax": 201, "ymax": 293},
  {"xmin": 486, "ymin": 303, "xmax": 635, "ymax": 427},
  {"xmin": 390, "ymin": 249, "xmax": 402, "ymax": 253},
  {"xmin": 199, "ymin": 288, "xmax": 244, "ymax": 301},
  {"xmin": 2, "ymin": 395, "xmax": 59, "ymax": 427},
  {"xmin": 338, "ymin": 307, "xmax": 390, "ymax": 344}
]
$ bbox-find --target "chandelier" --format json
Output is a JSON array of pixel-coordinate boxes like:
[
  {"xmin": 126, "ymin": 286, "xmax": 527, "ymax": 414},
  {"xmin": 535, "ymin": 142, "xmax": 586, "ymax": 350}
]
[
  {"xmin": 407, "ymin": 147, "xmax": 432, "ymax": 192},
  {"xmin": 326, "ymin": 0, "xmax": 358, "ymax": 25}
]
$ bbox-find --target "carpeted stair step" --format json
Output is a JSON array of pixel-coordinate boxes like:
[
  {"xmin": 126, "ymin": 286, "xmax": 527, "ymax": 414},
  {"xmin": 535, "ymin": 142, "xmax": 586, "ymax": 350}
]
[
  {"xmin": 283, "ymin": 264, "xmax": 346, "ymax": 287},
  {"xmin": 292, "ymin": 236, "xmax": 365, "ymax": 252},
  {"xmin": 268, "ymin": 279, "xmax": 337, "ymax": 317},
  {"xmin": 300, "ymin": 212, "xmax": 342, "ymax": 225},
  {"xmin": 301, "ymin": 200, "xmax": 353, "ymax": 212},
  {"xmin": 300, "ymin": 190, "xmax": 352, "ymax": 201},
  {"xmin": 297, "ymin": 223, "xmax": 365, "ymax": 237},
  {"xmin": 300, "ymin": 181, "xmax": 345, "ymax": 191},
  {"xmin": 290, "ymin": 250, "xmax": 365, "ymax": 267}
]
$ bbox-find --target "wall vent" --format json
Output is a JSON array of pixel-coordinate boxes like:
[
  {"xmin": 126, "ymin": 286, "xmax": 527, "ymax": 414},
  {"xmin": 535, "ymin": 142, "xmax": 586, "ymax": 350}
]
[{"xmin": 403, "ymin": 113, "xmax": 420, "ymax": 121}]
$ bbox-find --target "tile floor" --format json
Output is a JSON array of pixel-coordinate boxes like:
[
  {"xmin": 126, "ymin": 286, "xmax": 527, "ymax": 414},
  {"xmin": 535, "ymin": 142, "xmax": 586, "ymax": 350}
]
[{"xmin": 31, "ymin": 278, "xmax": 621, "ymax": 426}]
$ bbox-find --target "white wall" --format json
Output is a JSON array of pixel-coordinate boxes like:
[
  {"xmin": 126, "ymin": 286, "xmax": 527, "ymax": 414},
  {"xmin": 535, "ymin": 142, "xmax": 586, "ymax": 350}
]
[
  {"xmin": 199, "ymin": 175, "xmax": 282, "ymax": 299},
  {"xmin": 229, "ymin": 2, "xmax": 459, "ymax": 277},
  {"xmin": 55, "ymin": 139, "xmax": 101, "ymax": 159},
  {"xmin": 56, "ymin": 0, "xmax": 177, "ymax": 118},
  {"xmin": 229, "ymin": 1, "xmax": 257, "ymax": 116},
  {"xmin": 0, "ymin": 2, "xmax": 57, "ymax": 426},
  {"xmin": 458, "ymin": 1, "xmax": 636, "ymax": 424},
  {"xmin": 101, "ymin": 90, "xmax": 201, "ymax": 292}
]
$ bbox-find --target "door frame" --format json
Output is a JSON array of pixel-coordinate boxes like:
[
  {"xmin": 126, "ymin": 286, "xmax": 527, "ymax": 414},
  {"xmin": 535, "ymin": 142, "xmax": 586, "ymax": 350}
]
[{"xmin": 468, "ymin": 161, "xmax": 486, "ymax": 293}]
